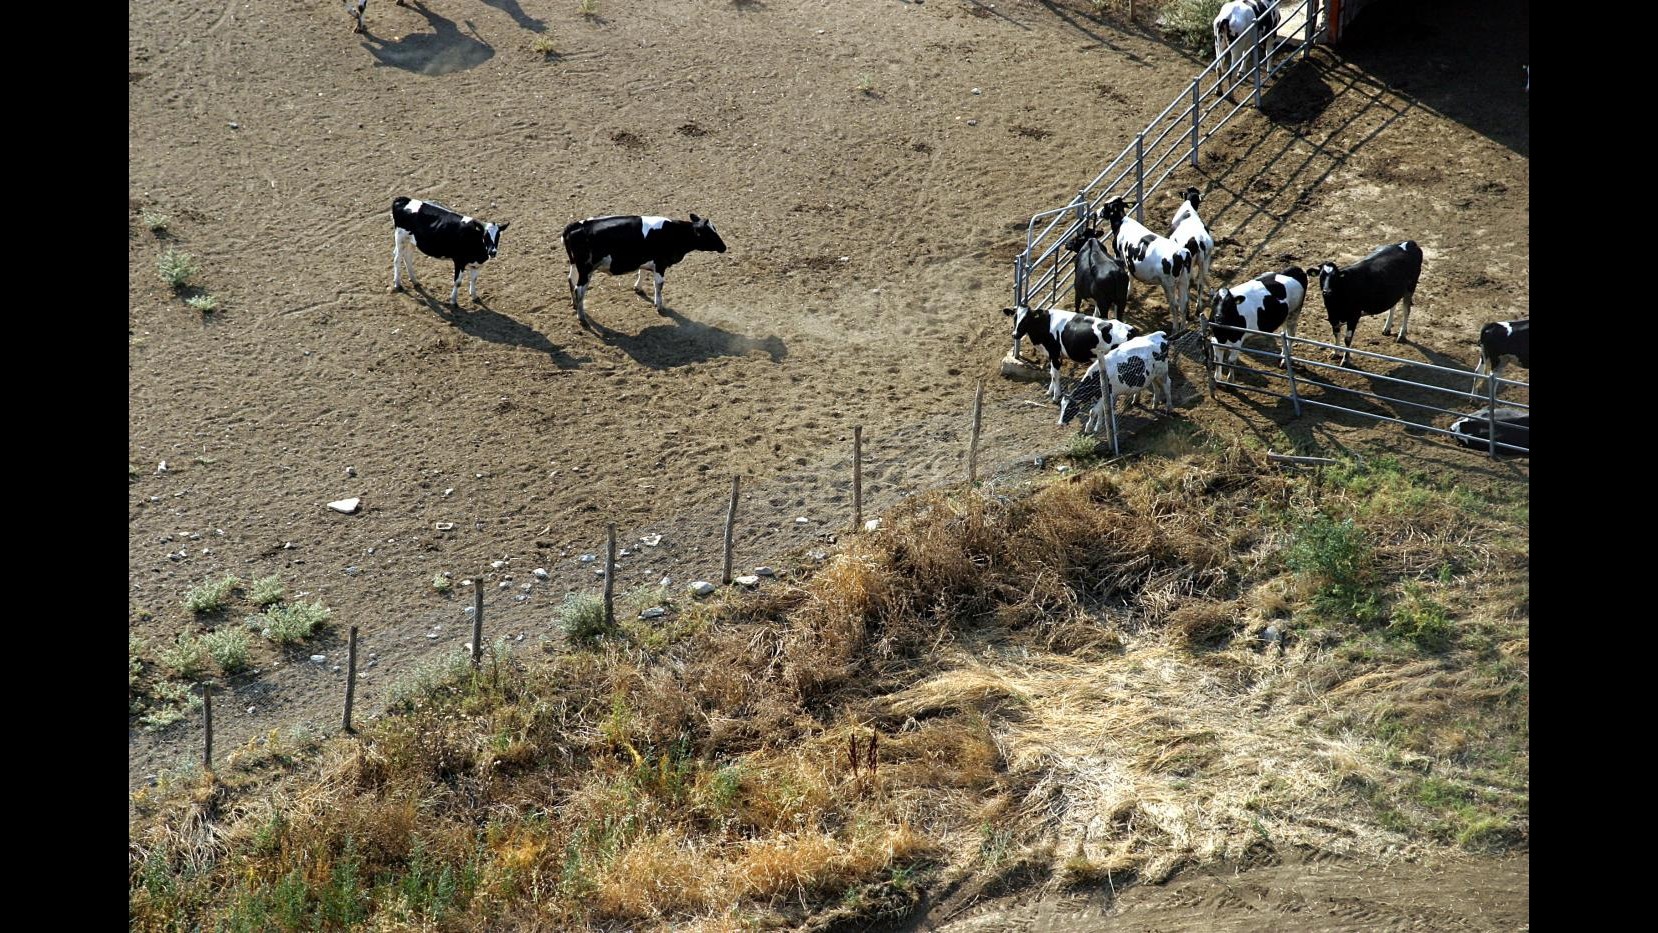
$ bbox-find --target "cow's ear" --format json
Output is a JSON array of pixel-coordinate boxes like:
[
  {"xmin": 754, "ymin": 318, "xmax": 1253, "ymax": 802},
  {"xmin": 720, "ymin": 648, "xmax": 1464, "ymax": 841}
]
[
  {"xmin": 497, "ymin": 221, "xmax": 510, "ymax": 232},
  {"xmin": 689, "ymin": 213, "xmax": 702, "ymax": 224},
  {"xmin": 1002, "ymin": 307, "xmax": 1015, "ymax": 317}
]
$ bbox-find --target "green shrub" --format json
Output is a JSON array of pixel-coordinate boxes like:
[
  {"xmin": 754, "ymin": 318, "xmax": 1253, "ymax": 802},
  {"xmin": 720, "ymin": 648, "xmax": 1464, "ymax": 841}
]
[
  {"xmin": 185, "ymin": 294, "xmax": 219, "ymax": 313},
  {"xmin": 1388, "ymin": 586, "xmax": 1455, "ymax": 651},
  {"xmin": 249, "ymin": 575, "xmax": 285, "ymax": 607},
  {"xmin": 558, "ymin": 593, "xmax": 610, "ymax": 646},
  {"xmin": 1162, "ymin": 0, "xmax": 1227, "ymax": 52},
  {"xmin": 158, "ymin": 632, "xmax": 210, "ymax": 679},
  {"xmin": 1286, "ymin": 515, "xmax": 1381, "ymax": 623},
  {"xmin": 185, "ymin": 574, "xmax": 242, "ymax": 614},
  {"xmin": 205, "ymin": 628, "xmax": 253, "ymax": 673},
  {"xmin": 157, "ymin": 249, "xmax": 200, "ymax": 289},
  {"xmin": 142, "ymin": 210, "xmax": 171, "ymax": 233},
  {"xmin": 258, "ymin": 601, "xmax": 332, "ymax": 644}
]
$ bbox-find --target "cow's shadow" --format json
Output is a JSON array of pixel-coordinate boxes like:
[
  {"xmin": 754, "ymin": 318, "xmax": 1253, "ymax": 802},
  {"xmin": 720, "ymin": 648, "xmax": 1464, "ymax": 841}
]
[
  {"xmin": 360, "ymin": 1, "xmax": 493, "ymax": 76},
  {"xmin": 480, "ymin": 0, "xmax": 545, "ymax": 32},
  {"xmin": 582, "ymin": 305, "xmax": 788, "ymax": 369},
  {"xmin": 405, "ymin": 289, "xmax": 587, "ymax": 369}
]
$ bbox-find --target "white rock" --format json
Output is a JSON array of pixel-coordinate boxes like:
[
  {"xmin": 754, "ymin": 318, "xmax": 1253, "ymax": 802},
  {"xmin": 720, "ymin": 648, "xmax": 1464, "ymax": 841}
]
[
  {"xmin": 499, "ymin": 581, "xmax": 510, "ymax": 589},
  {"xmin": 533, "ymin": 568, "xmax": 549, "ymax": 579},
  {"xmin": 327, "ymin": 497, "xmax": 361, "ymax": 514},
  {"xmin": 971, "ymin": 87, "xmax": 981, "ymax": 94},
  {"xmin": 640, "ymin": 607, "xmax": 667, "ymax": 619},
  {"xmin": 1262, "ymin": 625, "xmax": 1281, "ymax": 643},
  {"xmin": 967, "ymin": 119, "xmax": 979, "ymax": 126},
  {"xmin": 807, "ymin": 550, "xmax": 827, "ymax": 561},
  {"xmin": 156, "ymin": 461, "xmax": 168, "ymax": 474},
  {"xmin": 735, "ymin": 575, "xmax": 760, "ymax": 587},
  {"xmin": 247, "ymin": 707, "xmax": 256, "ymax": 715},
  {"xmin": 520, "ymin": 582, "xmax": 533, "ymax": 592},
  {"xmin": 443, "ymin": 488, "xmax": 454, "ymax": 496},
  {"xmin": 580, "ymin": 554, "xmax": 596, "ymax": 563},
  {"xmin": 620, "ymin": 548, "xmax": 632, "ymax": 557},
  {"xmin": 795, "ymin": 516, "xmax": 811, "ymax": 524},
  {"xmin": 309, "ymin": 654, "xmax": 326, "ymax": 663},
  {"xmin": 434, "ymin": 522, "xmax": 455, "ymax": 531},
  {"xmin": 690, "ymin": 581, "xmax": 716, "ymax": 597},
  {"xmin": 640, "ymin": 534, "xmax": 663, "ymax": 547},
  {"xmin": 427, "ymin": 632, "xmax": 439, "ymax": 639},
  {"xmin": 491, "ymin": 560, "xmax": 507, "ymax": 570},
  {"xmin": 754, "ymin": 566, "xmax": 776, "ymax": 577},
  {"xmin": 345, "ymin": 466, "xmax": 356, "ymax": 477},
  {"xmin": 660, "ymin": 576, "xmax": 672, "ymax": 587},
  {"xmin": 864, "ymin": 519, "xmax": 882, "ymax": 532},
  {"xmin": 331, "ymin": 665, "xmax": 341, "ymax": 673}
]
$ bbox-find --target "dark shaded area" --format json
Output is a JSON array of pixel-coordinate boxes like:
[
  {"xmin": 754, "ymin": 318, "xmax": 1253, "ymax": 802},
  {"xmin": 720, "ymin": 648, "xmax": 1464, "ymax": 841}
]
[
  {"xmin": 360, "ymin": 1, "xmax": 493, "ymax": 76},
  {"xmin": 480, "ymin": 0, "xmax": 545, "ymax": 32},
  {"xmin": 1336, "ymin": 0, "xmax": 1528, "ymax": 155},
  {"xmin": 403, "ymin": 289, "xmax": 589, "ymax": 369},
  {"xmin": 582, "ymin": 303, "xmax": 788, "ymax": 370}
]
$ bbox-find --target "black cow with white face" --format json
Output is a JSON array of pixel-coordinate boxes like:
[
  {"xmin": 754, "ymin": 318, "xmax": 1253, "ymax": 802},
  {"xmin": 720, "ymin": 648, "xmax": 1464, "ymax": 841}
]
[
  {"xmin": 1470, "ymin": 319, "xmax": 1529, "ymax": 397},
  {"xmin": 390, "ymin": 197, "xmax": 509, "ymax": 307},
  {"xmin": 561, "ymin": 214, "xmax": 727, "ymax": 326},
  {"xmin": 1317, "ymin": 240, "xmax": 1424, "ymax": 367}
]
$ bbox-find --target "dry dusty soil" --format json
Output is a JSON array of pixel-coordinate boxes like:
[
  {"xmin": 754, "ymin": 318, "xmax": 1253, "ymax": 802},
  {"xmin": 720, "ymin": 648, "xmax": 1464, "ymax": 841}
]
[{"xmin": 130, "ymin": 0, "xmax": 1527, "ymax": 924}]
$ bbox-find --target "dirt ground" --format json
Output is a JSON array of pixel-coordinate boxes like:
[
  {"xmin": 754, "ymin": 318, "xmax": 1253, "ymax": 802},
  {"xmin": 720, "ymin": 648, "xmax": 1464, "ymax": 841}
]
[{"xmin": 130, "ymin": 0, "xmax": 1527, "ymax": 921}]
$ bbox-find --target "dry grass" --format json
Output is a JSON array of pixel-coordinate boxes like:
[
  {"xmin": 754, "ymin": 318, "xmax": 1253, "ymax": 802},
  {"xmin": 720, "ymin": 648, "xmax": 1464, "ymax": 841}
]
[{"xmin": 130, "ymin": 438, "xmax": 1527, "ymax": 930}]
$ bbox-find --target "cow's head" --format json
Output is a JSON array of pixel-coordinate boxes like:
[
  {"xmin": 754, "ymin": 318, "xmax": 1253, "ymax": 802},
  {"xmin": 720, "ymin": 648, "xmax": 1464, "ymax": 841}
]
[
  {"xmin": 1180, "ymin": 186, "xmax": 1201, "ymax": 210},
  {"xmin": 1316, "ymin": 262, "xmax": 1340, "ymax": 294},
  {"xmin": 485, "ymin": 221, "xmax": 509, "ymax": 258},
  {"xmin": 689, "ymin": 213, "xmax": 727, "ymax": 253},
  {"xmin": 1210, "ymin": 288, "xmax": 1232, "ymax": 322},
  {"xmin": 1101, "ymin": 197, "xmax": 1131, "ymax": 233},
  {"xmin": 1063, "ymin": 227, "xmax": 1103, "ymax": 252},
  {"xmin": 1002, "ymin": 305, "xmax": 1045, "ymax": 341}
]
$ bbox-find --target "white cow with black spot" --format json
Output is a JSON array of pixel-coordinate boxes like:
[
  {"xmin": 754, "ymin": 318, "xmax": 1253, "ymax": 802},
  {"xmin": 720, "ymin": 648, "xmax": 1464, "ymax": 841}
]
[
  {"xmin": 1059, "ymin": 331, "xmax": 1175, "ymax": 441},
  {"xmin": 1101, "ymin": 197, "xmax": 1194, "ymax": 334}
]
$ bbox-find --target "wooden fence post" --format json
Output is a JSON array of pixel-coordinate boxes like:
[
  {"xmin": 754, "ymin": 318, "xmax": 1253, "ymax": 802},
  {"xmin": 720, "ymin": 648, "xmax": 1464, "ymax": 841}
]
[
  {"xmin": 343, "ymin": 625, "xmax": 359, "ymax": 734},
  {"xmin": 202, "ymin": 682, "xmax": 213, "ymax": 772},
  {"xmin": 471, "ymin": 581, "xmax": 484, "ymax": 669},
  {"xmin": 853, "ymin": 425, "xmax": 863, "ymax": 530},
  {"xmin": 604, "ymin": 522, "xmax": 617, "ymax": 627},
  {"xmin": 723, "ymin": 476, "xmax": 740, "ymax": 585}
]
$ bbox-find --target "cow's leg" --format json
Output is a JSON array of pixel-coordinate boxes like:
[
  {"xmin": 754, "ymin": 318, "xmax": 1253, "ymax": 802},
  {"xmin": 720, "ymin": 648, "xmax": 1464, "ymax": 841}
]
[
  {"xmin": 391, "ymin": 229, "xmax": 404, "ymax": 291},
  {"xmin": 653, "ymin": 271, "xmax": 666, "ymax": 313},
  {"xmin": 449, "ymin": 261, "xmax": 465, "ymax": 306},
  {"xmin": 634, "ymin": 269, "xmax": 644, "ymax": 292},
  {"xmin": 1340, "ymin": 326, "xmax": 1356, "ymax": 367},
  {"xmin": 572, "ymin": 266, "xmax": 593, "ymax": 324},
  {"xmin": 1395, "ymin": 291, "xmax": 1414, "ymax": 341},
  {"xmin": 1048, "ymin": 361, "xmax": 1063, "ymax": 403},
  {"xmin": 468, "ymin": 264, "xmax": 482, "ymax": 301}
]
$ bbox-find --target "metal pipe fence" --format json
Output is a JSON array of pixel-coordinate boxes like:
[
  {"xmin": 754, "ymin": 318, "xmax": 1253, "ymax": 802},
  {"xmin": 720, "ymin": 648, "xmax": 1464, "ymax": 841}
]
[
  {"xmin": 1015, "ymin": 1, "xmax": 1328, "ymax": 320},
  {"xmin": 1200, "ymin": 321, "xmax": 1531, "ymax": 457}
]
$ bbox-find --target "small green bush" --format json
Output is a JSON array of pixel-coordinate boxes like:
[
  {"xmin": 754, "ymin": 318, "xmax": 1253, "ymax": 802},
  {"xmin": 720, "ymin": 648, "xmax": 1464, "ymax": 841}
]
[
  {"xmin": 157, "ymin": 249, "xmax": 200, "ymax": 289},
  {"xmin": 258, "ymin": 601, "xmax": 332, "ymax": 644},
  {"xmin": 185, "ymin": 574, "xmax": 242, "ymax": 614},
  {"xmin": 142, "ymin": 210, "xmax": 171, "ymax": 233},
  {"xmin": 249, "ymin": 575, "xmax": 285, "ymax": 607},
  {"xmin": 1286, "ymin": 515, "xmax": 1381, "ymax": 624},
  {"xmin": 558, "ymin": 593, "xmax": 610, "ymax": 646},
  {"xmin": 205, "ymin": 628, "xmax": 253, "ymax": 673},
  {"xmin": 186, "ymin": 294, "xmax": 219, "ymax": 314},
  {"xmin": 158, "ymin": 632, "xmax": 210, "ymax": 680},
  {"xmin": 433, "ymin": 573, "xmax": 453, "ymax": 594},
  {"xmin": 1162, "ymin": 0, "xmax": 1227, "ymax": 52},
  {"xmin": 1388, "ymin": 586, "xmax": 1455, "ymax": 651}
]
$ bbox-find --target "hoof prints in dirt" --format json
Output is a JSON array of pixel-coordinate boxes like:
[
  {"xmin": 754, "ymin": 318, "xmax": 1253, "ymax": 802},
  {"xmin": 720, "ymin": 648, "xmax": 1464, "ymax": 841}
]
[{"xmin": 611, "ymin": 130, "xmax": 647, "ymax": 150}]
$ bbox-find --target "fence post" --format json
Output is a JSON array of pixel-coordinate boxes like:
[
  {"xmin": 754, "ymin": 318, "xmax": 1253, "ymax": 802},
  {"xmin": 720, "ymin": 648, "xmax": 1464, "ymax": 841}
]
[
  {"xmin": 202, "ymin": 682, "xmax": 213, "ymax": 772},
  {"xmin": 722, "ymin": 475, "xmax": 740, "ymax": 584},
  {"xmin": 1106, "ymin": 379, "xmax": 1121, "ymax": 458},
  {"xmin": 343, "ymin": 625, "xmax": 359, "ymax": 733},
  {"xmin": 604, "ymin": 522, "xmax": 617, "ymax": 627},
  {"xmin": 1190, "ymin": 78, "xmax": 1201, "ymax": 168},
  {"xmin": 853, "ymin": 425, "xmax": 863, "ymax": 530},
  {"xmin": 1012, "ymin": 255, "xmax": 1024, "ymax": 309},
  {"xmin": 1281, "ymin": 332, "xmax": 1303, "ymax": 417},
  {"xmin": 1304, "ymin": 0, "xmax": 1316, "ymax": 58},
  {"xmin": 471, "ymin": 581, "xmax": 483, "ymax": 669},
  {"xmin": 1134, "ymin": 133, "xmax": 1146, "ymax": 223},
  {"xmin": 1485, "ymin": 371, "xmax": 1499, "ymax": 458},
  {"xmin": 1253, "ymin": 27, "xmax": 1264, "ymax": 109},
  {"xmin": 1203, "ymin": 320, "xmax": 1217, "ymax": 397},
  {"xmin": 968, "ymin": 379, "xmax": 985, "ymax": 485}
]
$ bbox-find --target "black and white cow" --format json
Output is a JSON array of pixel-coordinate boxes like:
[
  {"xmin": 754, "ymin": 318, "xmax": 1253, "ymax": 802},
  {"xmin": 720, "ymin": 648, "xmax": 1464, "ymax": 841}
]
[
  {"xmin": 1100, "ymin": 197, "xmax": 1193, "ymax": 333},
  {"xmin": 560, "ymin": 214, "xmax": 727, "ymax": 325},
  {"xmin": 1208, "ymin": 266, "xmax": 1308, "ymax": 381},
  {"xmin": 390, "ymin": 197, "xmax": 509, "ymax": 307},
  {"xmin": 1169, "ymin": 187, "xmax": 1216, "ymax": 309},
  {"xmin": 1213, "ymin": 0, "xmax": 1282, "ymax": 99},
  {"xmin": 1059, "ymin": 332, "xmax": 1175, "ymax": 438},
  {"xmin": 1003, "ymin": 305, "xmax": 1139, "ymax": 402},
  {"xmin": 1316, "ymin": 240, "xmax": 1424, "ymax": 367},
  {"xmin": 350, "ymin": 0, "xmax": 406, "ymax": 34},
  {"xmin": 1449, "ymin": 407, "xmax": 1529, "ymax": 456},
  {"xmin": 1470, "ymin": 319, "xmax": 1529, "ymax": 396},
  {"xmin": 1065, "ymin": 225, "xmax": 1130, "ymax": 320}
]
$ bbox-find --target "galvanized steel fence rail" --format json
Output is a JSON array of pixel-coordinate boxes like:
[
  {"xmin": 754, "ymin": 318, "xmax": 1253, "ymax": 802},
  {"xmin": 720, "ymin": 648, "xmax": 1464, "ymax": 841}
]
[
  {"xmin": 1197, "ymin": 322, "xmax": 1531, "ymax": 457},
  {"xmin": 1013, "ymin": 0, "xmax": 1327, "ymax": 318}
]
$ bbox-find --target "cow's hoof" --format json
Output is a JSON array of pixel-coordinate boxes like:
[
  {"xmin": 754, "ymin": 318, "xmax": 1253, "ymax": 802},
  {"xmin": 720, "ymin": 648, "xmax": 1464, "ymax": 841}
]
[{"xmin": 389, "ymin": 284, "xmax": 402, "ymax": 294}]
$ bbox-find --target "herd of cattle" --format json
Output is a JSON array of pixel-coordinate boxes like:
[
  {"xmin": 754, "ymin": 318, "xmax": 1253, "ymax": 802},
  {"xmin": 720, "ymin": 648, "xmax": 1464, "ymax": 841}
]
[
  {"xmin": 373, "ymin": 0, "xmax": 1528, "ymax": 455},
  {"xmin": 999, "ymin": 183, "xmax": 1527, "ymax": 452}
]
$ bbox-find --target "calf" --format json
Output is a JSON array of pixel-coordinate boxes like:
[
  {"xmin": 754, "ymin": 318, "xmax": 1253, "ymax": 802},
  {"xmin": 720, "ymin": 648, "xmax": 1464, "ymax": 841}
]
[
  {"xmin": 1169, "ymin": 187, "xmax": 1216, "ymax": 309},
  {"xmin": 1470, "ymin": 319, "xmax": 1529, "ymax": 396},
  {"xmin": 1213, "ymin": 0, "xmax": 1282, "ymax": 98},
  {"xmin": 1449, "ymin": 407, "xmax": 1529, "ymax": 456},
  {"xmin": 1208, "ymin": 266, "xmax": 1308, "ymax": 381},
  {"xmin": 1316, "ymin": 240, "xmax": 1424, "ymax": 367},
  {"xmin": 1059, "ymin": 332, "xmax": 1175, "ymax": 438},
  {"xmin": 390, "ymin": 197, "xmax": 509, "ymax": 307},
  {"xmin": 1065, "ymin": 225, "xmax": 1129, "ymax": 320},
  {"xmin": 1101, "ymin": 197, "xmax": 1194, "ymax": 333},
  {"xmin": 350, "ymin": 0, "xmax": 406, "ymax": 34},
  {"xmin": 561, "ymin": 214, "xmax": 727, "ymax": 325},
  {"xmin": 1003, "ymin": 305, "xmax": 1139, "ymax": 402}
]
